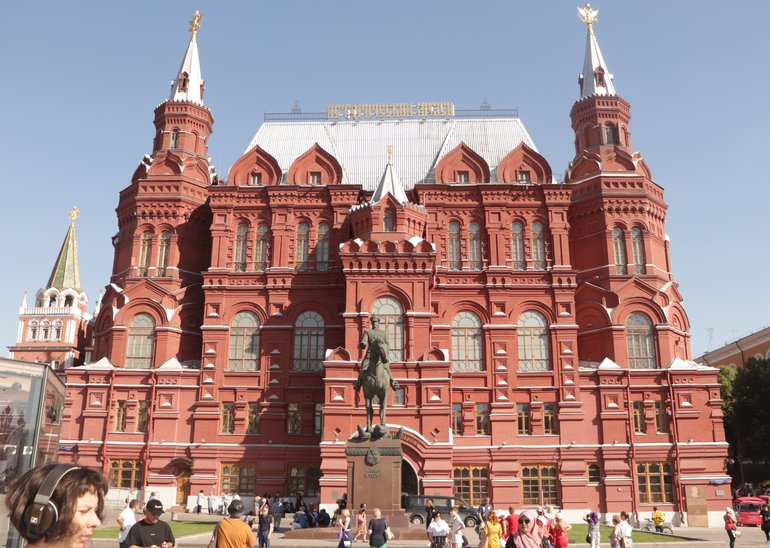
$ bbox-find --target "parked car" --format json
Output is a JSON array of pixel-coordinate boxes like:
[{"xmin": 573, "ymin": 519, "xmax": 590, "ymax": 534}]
[
  {"xmin": 401, "ymin": 494, "xmax": 480, "ymax": 527},
  {"xmin": 734, "ymin": 496, "xmax": 764, "ymax": 526}
]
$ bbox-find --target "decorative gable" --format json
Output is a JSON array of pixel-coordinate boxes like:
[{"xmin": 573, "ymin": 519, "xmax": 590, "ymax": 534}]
[
  {"xmin": 227, "ymin": 145, "xmax": 282, "ymax": 186},
  {"xmin": 434, "ymin": 142, "xmax": 490, "ymax": 184},
  {"xmin": 497, "ymin": 142, "xmax": 553, "ymax": 184},
  {"xmin": 287, "ymin": 143, "xmax": 343, "ymax": 185}
]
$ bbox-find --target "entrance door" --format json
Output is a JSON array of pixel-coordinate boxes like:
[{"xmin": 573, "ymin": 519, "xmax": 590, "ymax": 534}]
[
  {"xmin": 176, "ymin": 470, "xmax": 191, "ymax": 506},
  {"xmin": 401, "ymin": 461, "xmax": 418, "ymax": 495}
]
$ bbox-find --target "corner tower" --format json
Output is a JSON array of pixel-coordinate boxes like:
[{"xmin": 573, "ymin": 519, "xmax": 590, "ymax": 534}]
[
  {"xmin": 567, "ymin": 4, "xmax": 691, "ymax": 366},
  {"xmin": 94, "ymin": 11, "xmax": 213, "ymax": 367},
  {"xmin": 9, "ymin": 208, "xmax": 92, "ymax": 369}
]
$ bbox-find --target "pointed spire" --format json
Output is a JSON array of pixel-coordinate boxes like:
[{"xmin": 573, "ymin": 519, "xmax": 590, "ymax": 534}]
[
  {"xmin": 577, "ymin": 3, "xmax": 616, "ymax": 98},
  {"xmin": 169, "ymin": 11, "xmax": 205, "ymax": 104},
  {"xmin": 47, "ymin": 207, "xmax": 82, "ymax": 292},
  {"xmin": 372, "ymin": 146, "xmax": 408, "ymax": 204},
  {"xmin": 21, "ymin": 291, "xmax": 27, "ymax": 309}
]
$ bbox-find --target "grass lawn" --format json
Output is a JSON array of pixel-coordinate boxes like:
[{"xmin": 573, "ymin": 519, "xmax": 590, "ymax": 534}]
[
  {"xmin": 567, "ymin": 523, "xmax": 687, "ymax": 544},
  {"xmin": 93, "ymin": 521, "xmax": 217, "ymax": 539}
]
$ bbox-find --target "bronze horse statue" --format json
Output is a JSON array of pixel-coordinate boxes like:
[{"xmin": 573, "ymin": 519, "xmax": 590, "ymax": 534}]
[{"xmin": 360, "ymin": 340, "xmax": 391, "ymax": 435}]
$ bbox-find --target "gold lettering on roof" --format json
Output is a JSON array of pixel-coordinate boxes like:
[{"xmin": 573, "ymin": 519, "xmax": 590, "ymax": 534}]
[{"xmin": 326, "ymin": 102, "xmax": 454, "ymax": 119}]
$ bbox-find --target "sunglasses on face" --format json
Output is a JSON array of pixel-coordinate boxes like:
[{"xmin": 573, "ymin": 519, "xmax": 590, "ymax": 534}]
[{"xmin": 519, "ymin": 518, "xmax": 530, "ymax": 524}]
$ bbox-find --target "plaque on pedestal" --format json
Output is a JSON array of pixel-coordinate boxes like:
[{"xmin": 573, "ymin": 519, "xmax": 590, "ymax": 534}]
[{"xmin": 346, "ymin": 434, "xmax": 404, "ymax": 522}]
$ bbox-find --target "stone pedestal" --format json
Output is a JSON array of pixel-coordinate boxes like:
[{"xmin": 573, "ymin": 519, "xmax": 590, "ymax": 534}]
[{"xmin": 346, "ymin": 436, "xmax": 405, "ymax": 524}]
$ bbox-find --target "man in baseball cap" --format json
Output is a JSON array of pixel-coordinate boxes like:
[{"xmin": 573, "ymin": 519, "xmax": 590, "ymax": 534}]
[{"xmin": 126, "ymin": 499, "xmax": 175, "ymax": 548}]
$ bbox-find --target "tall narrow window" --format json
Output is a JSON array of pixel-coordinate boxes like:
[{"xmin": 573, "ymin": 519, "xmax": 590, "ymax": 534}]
[
  {"xmin": 475, "ymin": 403, "xmax": 490, "ymax": 435},
  {"xmin": 384, "ymin": 210, "xmax": 395, "ymax": 232},
  {"xmin": 587, "ymin": 464, "xmax": 601, "ymax": 483},
  {"xmin": 249, "ymin": 172, "xmax": 262, "ymax": 186},
  {"xmin": 28, "ymin": 321, "xmax": 38, "ymax": 341},
  {"xmin": 452, "ymin": 403, "xmax": 463, "ymax": 435},
  {"xmin": 517, "ymin": 311, "xmax": 551, "ymax": 372},
  {"xmin": 314, "ymin": 403, "xmax": 323, "ymax": 434},
  {"xmin": 287, "ymin": 403, "xmax": 301, "ymax": 434},
  {"xmin": 371, "ymin": 297, "xmax": 404, "ymax": 361},
  {"xmin": 52, "ymin": 320, "xmax": 63, "ymax": 341},
  {"xmin": 41, "ymin": 320, "xmax": 50, "ymax": 340},
  {"xmin": 451, "ymin": 312, "xmax": 483, "ymax": 372},
  {"xmin": 296, "ymin": 223, "xmax": 309, "ymax": 271},
  {"xmin": 511, "ymin": 222, "xmax": 525, "ymax": 270},
  {"xmin": 115, "ymin": 401, "xmax": 127, "ymax": 432},
  {"xmin": 126, "ymin": 313, "xmax": 155, "ymax": 369},
  {"xmin": 316, "ymin": 223, "xmax": 329, "ymax": 272},
  {"xmin": 393, "ymin": 387, "xmax": 405, "ymax": 406},
  {"xmin": 136, "ymin": 401, "xmax": 149, "ymax": 433},
  {"xmin": 612, "ymin": 228, "xmax": 627, "ymax": 275},
  {"xmin": 468, "ymin": 222, "xmax": 482, "ymax": 270},
  {"xmin": 543, "ymin": 403, "xmax": 557, "ymax": 435},
  {"xmin": 293, "ymin": 311, "xmax": 325, "ymax": 372},
  {"xmin": 604, "ymin": 124, "xmax": 616, "ymax": 145},
  {"xmin": 654, "ymin": 401, "xmax": 668, "ymax": 434},
  {"xmin": 626, "ymin": 312, "xmax": 656, "ymax": 369},
  {"xmin": 518, "ymin": 170, "xmax": 531, "ymax": 183},
  {"xmin": 64, "ymin": 296, "xmax": 73, "ymax": 307},
  {"xmin": 247, "ymin": 403, "xmax": 261, "ymax": 435},
  {"xmin": 138, "ymin": 232, "xmax": 153, "ymax": 277},
  {"xmin": 221, "ymin": 403, "xmax": 236, "ymax": 434},
  {"xmin": 157, "ymin": 231, "xmax": 171, "ymax": 276},
  {"xmin": 633, "ymin": 401, "xmax": 646, "ymax": 434},
  {"xmin": 170, "ymin": 129, "xmax": 179, "ymax": 149},
  {"xmin": 229, "ymin": 312, "xmax": 260, "ymax": 371},
  {"xmin": 448, "ymin": 222, "xmax": 461, "ymax": 270},
  {"xmin": 517, "ymin": 403, "xmax": 531, "ymax": 434},
  {"xmin": 255, "ymin": 224, "xmax": 269, "ymax": 271},
  {"xmin": 531, "ymin": 222, "xmax": 546, "ymax": 270},
  {"xmin": 631, "ymin": 227, "xmax": 646, "ymax": 274},
  {"xmin": 234, "ymin": 224, "xmax": 248, "ymax": 272}
]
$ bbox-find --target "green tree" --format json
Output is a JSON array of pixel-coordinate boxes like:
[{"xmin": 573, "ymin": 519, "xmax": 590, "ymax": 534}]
[{"xmin": 725, "ymin": 358, "xmax": 770, "ymax": 463}]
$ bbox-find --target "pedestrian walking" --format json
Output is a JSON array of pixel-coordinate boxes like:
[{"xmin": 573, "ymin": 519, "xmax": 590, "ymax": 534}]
[
  {"xmin": 367, "ymin": 508, "xmax": 391, "ymax": 548},
  {"xmin": 724, "ymin": 507, "xmax": 738, "ymax": 548},
  {"xmin": 427, "ymin": 511, "xmax": 450, "ymax": 547},
  {"xmin": 484, "ymin": 511, "xmax": 503, "ymax": 548},
  {"xmin": 503, "ymin": 506, "xmax": 519, "ymax": 548},
  {"xmin": 254, "ymin": 504, "xmax": 274, "ymax": 548},
  {"xmin": 210, "ymin": 500, "xmax": 254, "ymax": 548},
  {"xmin": 450, "ymin": 506, "xmax": 465, "ymax": 548},
  {"xmin": 196, "ymin": 489, "xmax": 206, "ymax": 514},
  {"xmin": 118, "ymin": 499, "xmax": 139, "ymax": 548},
  {"xmin": 584, "ymin": 510, "xmax": 600, "ymax": 548},
  {"xmin": 609, "ymin": 515, "xmax": 622, "ymax": 548},
  {"xmin": 549, "ymin": 512, "xmax": 571, "ymax": 548}
]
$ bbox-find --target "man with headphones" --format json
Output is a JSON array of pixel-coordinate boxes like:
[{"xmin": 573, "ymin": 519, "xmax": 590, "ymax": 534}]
[
  {"xmin": 125, "ymin": 500, "xmax": 175, "ymax": 548},
  {"xmin": 6, "ymin": 463, "xmax": 108, "ymax": 548}
]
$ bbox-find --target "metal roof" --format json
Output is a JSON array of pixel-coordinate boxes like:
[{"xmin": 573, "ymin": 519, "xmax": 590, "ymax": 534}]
[{"xmin": 244, "ymin": 117, "xmax": 537, "ymax": 191}]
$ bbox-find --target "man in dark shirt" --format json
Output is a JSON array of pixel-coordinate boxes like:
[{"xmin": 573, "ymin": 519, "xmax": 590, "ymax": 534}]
[{"xmin": 126, "ymin": 500, "xmax": 175, "ymax": 548}]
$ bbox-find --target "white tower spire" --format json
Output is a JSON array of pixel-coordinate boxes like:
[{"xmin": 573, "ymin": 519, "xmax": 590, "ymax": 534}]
[
  {"xmin": 169, "ymin": 10, "xmax": 205, "ymax": 104},
  {"xmin": 372, "ymin": 146, "xmax": 408, "ymax": 204},
  {"xmin": 577, "ymin": 3, "xmax": 616, "ymax": 98}
]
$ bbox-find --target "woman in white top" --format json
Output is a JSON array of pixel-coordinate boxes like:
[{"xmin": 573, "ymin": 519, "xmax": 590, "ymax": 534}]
[
  {"xmin": 609, "ymin": 514, "xmax": 622, "ymax": 548},
  {"xmin": 426, "ymin": 511, "xmax": 451, "ymax": 547}
]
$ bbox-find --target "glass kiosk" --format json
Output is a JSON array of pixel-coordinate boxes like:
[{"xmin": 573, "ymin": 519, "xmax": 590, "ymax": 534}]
[{"xmin": 0, "ymin": 359, "xmax": 67, "ymax": 548}]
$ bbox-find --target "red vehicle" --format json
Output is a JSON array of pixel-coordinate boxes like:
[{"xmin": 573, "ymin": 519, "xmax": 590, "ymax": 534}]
[{"xmin": 733, "ymin": 497, "xmax": 764, "ymax": 526}]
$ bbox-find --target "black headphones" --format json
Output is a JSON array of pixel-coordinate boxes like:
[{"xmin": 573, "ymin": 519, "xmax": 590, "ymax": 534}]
[{"xmin": 23, "ymin": 464, "xmax": 80, "ymax": 540}]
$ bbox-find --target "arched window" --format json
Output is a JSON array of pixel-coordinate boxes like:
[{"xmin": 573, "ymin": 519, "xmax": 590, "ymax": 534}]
[
  {"xmin": 626, "ymin": 312, "xmax": 656, "ymax": 369},
  {"xmin": 468, "ymin": 222, "xmax": 482, "ymax": 271},
  {"xmin": 296, "ymin": 223, "xmax": 309, "ymax": 271},
  {"xmin": 384, "ymin": 210, "xmax": 395, "ymax": 232},
  {"xmin": 52, "ymin": 320, "xmax": 63, "ymax": 341},
  {"xmin": 255, "ymin": 224, "xmax": 269, "ymax": 271},
  {"xmin": 234, "ymin": 224, "xmax": 249, "ymax": 272},
  {"xmin": 452, "ymin": 312, "xmax": 483, "ymax": 372},
  {"xmin": 170, "ymin": 129, "xmax": 179, "ymax": 149},
  {"xmin": 126, "ymin": 313, "xmax": 156, "ymax": 369},
  {"xmin": 27, "ymin": 320, "xmax": 39, "ymax": 341},
  {"xmin": 517, "ymin": 311, "xmax": 551, "ymax": 372},
  {"xmin": 229, "ymin": 311, "xmax": 260, "ymax": 371},
  {"xmin": 48, "ymin": 295, "xmax": 57, "ymax": 307},
  {"xmin": 138, "ymin": 232, "xmax": 153, "ymax": 277},
  {"xmin": 612, "ymin": 228, "xmax": 627, "ymax": 275},
  {"xmin": 604, "ymin": 124, "xmax": 616, "ymax": 145},
  {"xmin": 293, "ymin": 311, "xmax": 325, "ymax": 372},
  {"xmin": 511, "ymin": 222, "xmax": 525, "ymax": 270},
  {"xmin": 631, "ymin": 227, "xmax": 646, "ymax": 274},
  {"xmin": 316, "ymin": 223, "xmax": 329, "ymax": 272},
  {"xmin": 372, "ymin": 297, "xmax": 404, "ymax": 361},
  {"xmin": 41, "ymin": 320, "xmax": 51, "ymax": 341},
  {"xmin": 531, "ymin": 222, "xmax": 546, "ymax": 270},
  {"xmin": 64, "ymin": 296, "xmax": 74, "ymax": 307},
  {"xmin": 157, "ymin": 231, "xmax": 171, "ymax": 276},
  {"xmin": 448, "ymin": 222, "xmax": 461, "ymax": 270}
]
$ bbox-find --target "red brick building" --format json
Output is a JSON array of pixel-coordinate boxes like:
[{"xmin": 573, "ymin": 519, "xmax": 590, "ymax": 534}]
[{"xmin": 54, "ymin": 9, "xmax": 730, "ymax": 525}]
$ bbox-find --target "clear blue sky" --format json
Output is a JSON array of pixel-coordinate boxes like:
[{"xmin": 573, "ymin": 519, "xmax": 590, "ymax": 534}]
[{"xmin": 1, "ymin": 1, "xmax": 768, "ymax": 358}]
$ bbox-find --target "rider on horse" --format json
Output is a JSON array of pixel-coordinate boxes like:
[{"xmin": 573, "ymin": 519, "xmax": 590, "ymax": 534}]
[{"xmin": 354, "ymin": 316, "xmax": 399, "ymax": 392}]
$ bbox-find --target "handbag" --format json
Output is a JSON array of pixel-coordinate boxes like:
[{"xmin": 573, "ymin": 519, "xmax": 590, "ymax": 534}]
[
  {"xmin": 386, "ymin": 526, "xmax": 395, "ymax": 540},
  {"xmin": 586, "ymin": 534, "xmax": 591, "ymax": 543},
  {"xmin": 207, "ymin": 524, "xmax": 219, "ymax": 548}
]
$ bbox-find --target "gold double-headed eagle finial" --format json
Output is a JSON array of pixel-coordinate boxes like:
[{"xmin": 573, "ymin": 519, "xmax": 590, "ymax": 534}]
[
  {"xmin": 68, "ymin": 206, "xmax": 80, "ymax": 223},
  {"xmin": 578, "ymin": 3, "xmax": 599, "ymax": 30},
  {"xmin": 189, "ymin": 10, "xmax": 203, "ymax": 37}
]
